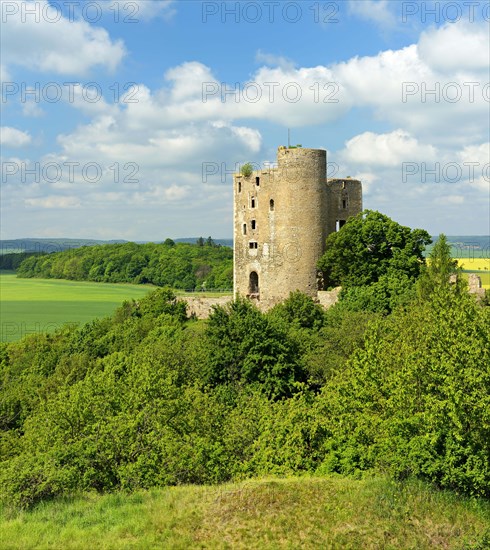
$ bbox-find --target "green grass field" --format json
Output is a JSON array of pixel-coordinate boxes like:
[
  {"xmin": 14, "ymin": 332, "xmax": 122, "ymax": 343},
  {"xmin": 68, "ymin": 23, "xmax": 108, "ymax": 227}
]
[
  {"xmin": 0, "ymin": 273, "xmax": 155, "ymax": 343},
  {"xmin": 0, "ymin": 264, "xmax": 486, "ymax": 344},
  {"xmin": 458, "ymin": 258, "xmax": 490, "ymax": 289},
  {"xmin": 0, "ymin": 476, "xmax": 489, "ymax": 549},
  {"xmin": 463, "ymin": 271, "xmax": 490, "ymax": 289}
]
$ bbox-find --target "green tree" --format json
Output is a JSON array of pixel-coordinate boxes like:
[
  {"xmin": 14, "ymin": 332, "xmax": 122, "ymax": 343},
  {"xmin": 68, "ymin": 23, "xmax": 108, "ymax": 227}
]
[
  {"xmin": 319, "ymin": 286, "xmax": 490, "ymax": 496},
  {"xmin": 204, "ymin": 298, "xmax": 306, "ymax": 398},
  {"xmin": 318, "ymin": 210, "xmax": 431, "ymax": 289},
  {"xmin": 304, "ymin": 307, "xmax": 377, "ymax": 386},
  {"xmin": 268, "ymin": 291, "xmax": 325, "ymax": 330},
  {"xmin": 338, "ymin": 272, "xmax": 416, "ymax": 315},
  {"xmin": 16, "ymin": 241, "xmax": 233, "ymax": 290},
  {"xmin": 416, "ymin": 234, "xmax": 461, "ymax": 301}
]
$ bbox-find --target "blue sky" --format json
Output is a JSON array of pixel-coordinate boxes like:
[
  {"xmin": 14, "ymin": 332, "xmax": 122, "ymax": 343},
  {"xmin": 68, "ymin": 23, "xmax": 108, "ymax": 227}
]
[{"xmin": 1, "ymin": 0, "xmax": 489, "ymax": 240}]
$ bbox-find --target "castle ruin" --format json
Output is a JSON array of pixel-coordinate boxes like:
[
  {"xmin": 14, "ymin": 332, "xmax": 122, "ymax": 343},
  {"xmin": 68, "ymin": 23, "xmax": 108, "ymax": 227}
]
[{"xmin": 233, "ymin": 146, "xmax": 362, "ymax": 309}]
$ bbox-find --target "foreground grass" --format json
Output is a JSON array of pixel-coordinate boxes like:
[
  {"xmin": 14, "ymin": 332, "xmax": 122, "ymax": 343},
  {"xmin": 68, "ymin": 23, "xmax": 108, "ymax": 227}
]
[
  {"xmin": 1, "ymin": 477, "xmax": 489, "ymax": 549},
  {"xmin": 0, "ymin": 273, "xmax": 154, "ymax": 342}
]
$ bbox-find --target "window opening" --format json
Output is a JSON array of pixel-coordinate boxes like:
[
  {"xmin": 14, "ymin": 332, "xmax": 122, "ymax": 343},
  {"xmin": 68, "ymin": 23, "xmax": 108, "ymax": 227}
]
[{"xmin": 249, "ymin": 271, "xmax": 259, "ymax": 294}]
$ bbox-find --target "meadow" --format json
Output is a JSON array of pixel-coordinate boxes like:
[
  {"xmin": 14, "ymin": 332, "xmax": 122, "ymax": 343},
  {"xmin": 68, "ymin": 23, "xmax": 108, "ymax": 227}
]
[
  {"xmin": 462, "ymin": 271, "xmax": 490, "ymax": 288},
  {"xmin": 1, "ymin": 258, "xmax": 487, "ymax": 344},
  {"xmin": 1, "ymin": 476, "xmax": 489, "ymax": 549},
  {"xmin": 0, "ymin": 273, "xmax": 155, "ymax": 343},
  {"xmin": 456, "ymin": 259, "xmax": 490, "ymax": 289}
]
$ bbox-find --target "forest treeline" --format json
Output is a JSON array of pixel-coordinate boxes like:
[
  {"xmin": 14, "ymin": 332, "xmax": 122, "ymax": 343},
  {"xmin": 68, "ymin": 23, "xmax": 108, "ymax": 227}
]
[
  {"xmin": 0, "ymin": 252, "xmax": 40, "ymax": 272},
  {"xmin": 1, "ymin": 213, "xmax": 489, "ymax": 511},
  {"xmin": 14, "ymin": 238, "xmax": 233, "ymax": 290}
]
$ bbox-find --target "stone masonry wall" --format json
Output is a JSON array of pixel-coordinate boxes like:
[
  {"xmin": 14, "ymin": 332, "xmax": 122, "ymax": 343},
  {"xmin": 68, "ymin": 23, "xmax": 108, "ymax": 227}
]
[
  {"xmin": 317, "ymin": 288, "xmax": 342, "ymax": 309},
  {"xmin": 233, "ymin": 146, "xmax": 363, "ymax": 311},
  {"xmin": 180, "ymin": 296, "xmax": 232, "ymax": 319}
]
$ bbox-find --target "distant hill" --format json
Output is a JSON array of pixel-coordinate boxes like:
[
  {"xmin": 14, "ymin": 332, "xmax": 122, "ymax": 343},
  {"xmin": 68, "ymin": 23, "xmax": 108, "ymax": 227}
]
[
  {"xmin": 0, "ymin": 238, "xmax": 128, "ymax": 255},
  {"xmin": 0, "ymin": 237, "xmax": 233, "ymax": 255},
  {"xmin": 2, "ymin": 236, "xmax": 487, "ymax": 257},
  {"xmin": 426, "ymin": 235, "xmax": 489, "ymax": 258},
  {"xmin": 174, "ymin": 238, "xmax": 233, "ymax": 248}
]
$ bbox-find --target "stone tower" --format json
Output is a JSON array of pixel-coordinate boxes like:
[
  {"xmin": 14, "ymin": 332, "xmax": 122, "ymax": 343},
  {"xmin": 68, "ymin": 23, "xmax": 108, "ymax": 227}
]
[{"xmin": 233, "ymin": 146, "xmax": 362, "ymax": 309}]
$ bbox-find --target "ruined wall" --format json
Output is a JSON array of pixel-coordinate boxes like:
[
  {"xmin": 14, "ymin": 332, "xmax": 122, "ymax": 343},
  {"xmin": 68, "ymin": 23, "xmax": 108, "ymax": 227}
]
[
  {"xmin": 234, "ymin": 147, "xmax": 328, "ymax": 310},
  {"xmin": 468, "ymin": 273, "xmax": 486, "ymax": 301},
  {"xmin": 326, "ymin": 178, "xmax": 363, "ymax": 235},
  {"xmin": 180, "ymin": 296, "xmax": 232, "ymax": 319},
  {"xmin": 317, "ymin": 287, "xmax": 342, "ymax": 309},
  {"xmin": 233, "ymin": 147, "xmax": 363, "ymax": 310}
]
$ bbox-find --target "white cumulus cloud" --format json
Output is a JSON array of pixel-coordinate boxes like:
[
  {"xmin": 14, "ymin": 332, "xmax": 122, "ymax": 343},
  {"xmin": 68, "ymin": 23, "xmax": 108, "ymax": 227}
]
[
  {"xmin": 418, "ymin": 22, "xmax": 490, "ymax": 73},
  {"xmin": 339, "ymin": 130, "xmax": 437, "ymax": 167},
  {"xmin": 0, "ymin": 126, "xmax": 32, "ymax": 147},
  {"xmin": 24, "ymin": 196, "xmax": 81, "ymax": 209},
  {"xmin": 1, "ymin": 0, "xmax": 125, "ymax": 75},
  {"xmin": 347, "ymin": 0, "xmax": 397, "ymax": 28}
]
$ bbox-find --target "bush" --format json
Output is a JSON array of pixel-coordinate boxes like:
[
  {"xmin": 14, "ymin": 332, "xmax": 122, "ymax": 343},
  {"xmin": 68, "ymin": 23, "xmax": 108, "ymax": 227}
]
[
  {"xmin": 203, "ymin": 298, "xmax": 306, "ymax": 399},
  {"xmin": 240, "ymin": 163, "xmax": 253, "ymax": 177},
  {"xmin": 320, "ymin": 289, "xmax": 490, "ymax": 496}
]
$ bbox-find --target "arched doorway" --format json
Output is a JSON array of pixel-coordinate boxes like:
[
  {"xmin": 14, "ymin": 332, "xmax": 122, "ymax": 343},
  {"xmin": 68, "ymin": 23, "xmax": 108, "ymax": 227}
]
[{"xmin": 249, "ymin": 271, "xmax": 259, "ymax": 294}]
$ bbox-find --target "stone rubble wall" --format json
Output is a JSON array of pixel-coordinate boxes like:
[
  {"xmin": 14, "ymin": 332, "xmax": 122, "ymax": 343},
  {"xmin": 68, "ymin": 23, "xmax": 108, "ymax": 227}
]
[
  {"xmin": 180, "ymin": 288, "xmax": 342, "ymax": 320},
  {"xmin": 180, "ymin": 296, "xmax": 232, "ymax": 319},
  {"xmin": 467, "ymin": 273, "xmax": 486, "ymax": 301},
  {"xmin": 317, "ymin": 288, "xmax": 342, "ymax": 309}
]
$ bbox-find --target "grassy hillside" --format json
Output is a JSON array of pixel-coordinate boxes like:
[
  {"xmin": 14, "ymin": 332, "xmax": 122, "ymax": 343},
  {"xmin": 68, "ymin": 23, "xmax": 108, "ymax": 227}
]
[
  {"xmin": 1, "ymin": 225, "xmax": 488, "ymax": 547},
  {"xmin": 1, "ymin": 476, "xmax": 489, "ymax": 549},
  {"xmin": 0, "ymin": 273, "xmax": 155, "ymax": 342}
]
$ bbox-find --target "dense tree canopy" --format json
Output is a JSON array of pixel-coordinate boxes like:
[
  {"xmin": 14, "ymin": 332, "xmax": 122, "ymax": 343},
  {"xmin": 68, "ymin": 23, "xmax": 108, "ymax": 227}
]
[
  {"xmin": 321, "ymin": 283, "xmax": 490, "ymax": 497},
  {"xmin": 1, "ymin": 216, "xmax": 488, "ymax": 511},
  {"xmin": 0, "ymin": 252, "xmax": 40, "ymax": 271},
  {"xmin": 15, "ymin": 240, "xmax": 233, "ymax": 290},
  {"xmin": 318, "ymin": 210, "xmax": 431, "ymax": 289},
  {"xmin": 1, "ymin": 277, "xmax": 488, "ymax": 509},
  {"xmin": 204, "ymin": 297, "xmax": 307, "ymax": 398}
]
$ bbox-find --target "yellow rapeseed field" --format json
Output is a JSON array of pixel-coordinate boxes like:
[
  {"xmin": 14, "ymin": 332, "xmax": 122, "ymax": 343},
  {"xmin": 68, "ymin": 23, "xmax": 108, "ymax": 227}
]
[{"xmin": 457, "ymin": 258, "xmax": 490, "ymax": 271}]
